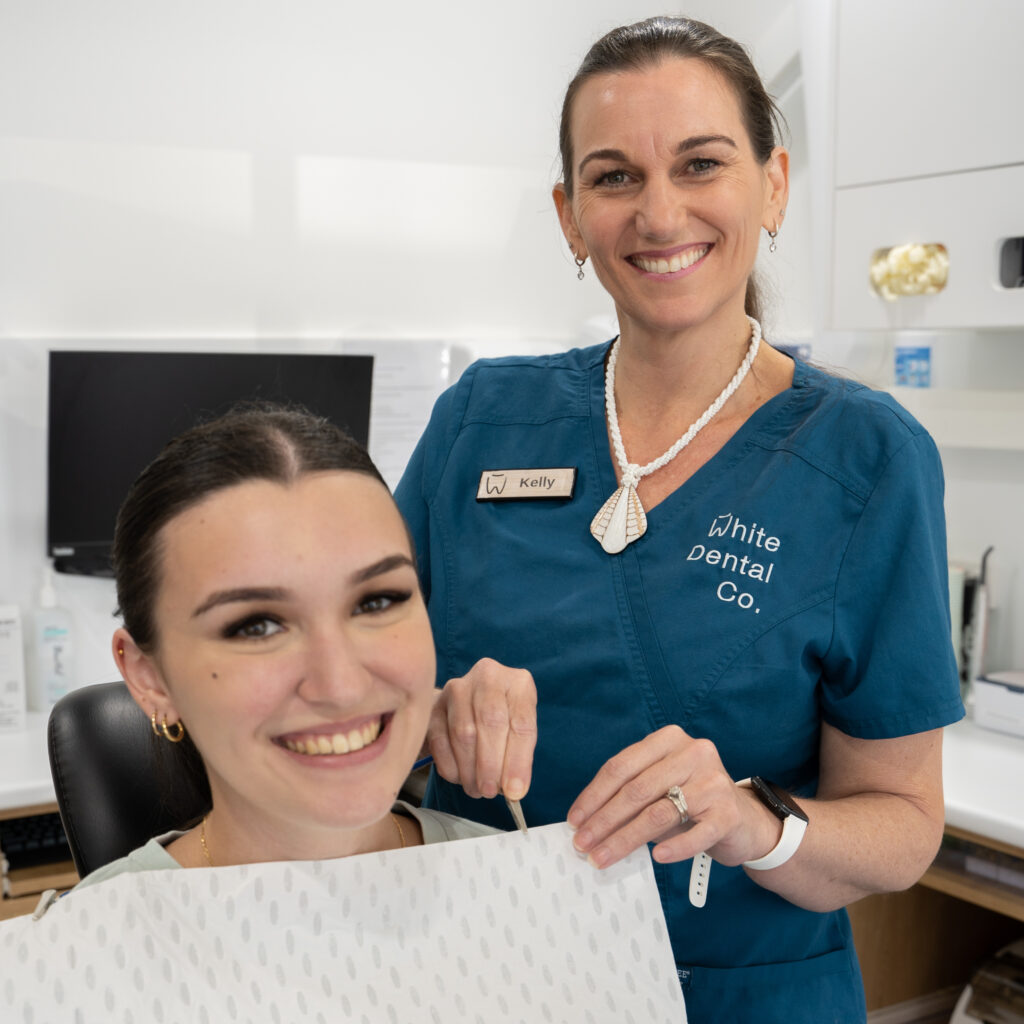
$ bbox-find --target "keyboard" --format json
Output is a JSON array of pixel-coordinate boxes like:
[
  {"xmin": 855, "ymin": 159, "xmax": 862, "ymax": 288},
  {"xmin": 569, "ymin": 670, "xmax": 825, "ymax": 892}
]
[{"xmin": 0, "ymin": 811, "xmax": 72, "ymax": 872}]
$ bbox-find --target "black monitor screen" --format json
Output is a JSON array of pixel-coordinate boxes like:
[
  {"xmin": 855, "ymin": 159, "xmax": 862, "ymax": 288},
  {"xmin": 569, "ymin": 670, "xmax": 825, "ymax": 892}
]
[{"xmin": 48, "ymin": 349, "xmax": 374, "ymax": 576}]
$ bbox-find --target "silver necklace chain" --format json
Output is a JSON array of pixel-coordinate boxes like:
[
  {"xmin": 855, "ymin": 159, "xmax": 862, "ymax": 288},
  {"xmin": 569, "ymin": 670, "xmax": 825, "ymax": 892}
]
[{"xmin": 590, "ymin": 315, "xmax": 762, "ymax": 553}]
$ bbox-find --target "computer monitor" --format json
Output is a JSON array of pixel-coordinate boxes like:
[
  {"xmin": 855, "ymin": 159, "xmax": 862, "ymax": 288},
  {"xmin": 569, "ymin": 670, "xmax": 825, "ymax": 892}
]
[{"xmin": 47, "ymin": 349, "xmax": 373, "ymax": 576}]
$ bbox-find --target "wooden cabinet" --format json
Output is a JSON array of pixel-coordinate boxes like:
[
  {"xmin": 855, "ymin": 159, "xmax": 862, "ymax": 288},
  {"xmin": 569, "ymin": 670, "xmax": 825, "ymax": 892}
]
[
  {"xmin": 828, "ymin": 0, "xmax": 1024, "ymax": 330},
  {"xmin": 851, "ymin": 830, "xmax": 1024, "ymax": 1013},
  {"xmin": 0, "ymin": 800, "xmax": 77, "ymax": 921},
  {"xmin": 849, "ymin": 720, "xmax": 1024, "ymax": 1013},
  {"xmin": 0, "ymin": 714, "xmax": 76, "ymax": 919}
]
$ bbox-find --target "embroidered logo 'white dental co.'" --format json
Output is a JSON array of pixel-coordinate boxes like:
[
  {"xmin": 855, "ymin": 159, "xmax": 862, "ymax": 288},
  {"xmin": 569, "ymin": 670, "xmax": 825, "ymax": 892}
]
[
  {"xmin": 476, "ymin": 468, "xmax": 577, "ymax": 501},
  {"xmin": 686, "ymin": 512, "xmax": 782, "ymax": 614}
]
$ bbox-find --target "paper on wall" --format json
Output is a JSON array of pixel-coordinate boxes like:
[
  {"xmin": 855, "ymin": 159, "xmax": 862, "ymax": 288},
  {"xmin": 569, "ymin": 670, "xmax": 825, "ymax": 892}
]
[
  {"xmin": 333, "ymin": 339, "xmax": 461, "ymax": 491},
  {"xmin": 0, "ymin": 822, "xmax": 686, "ymax": 1023}
]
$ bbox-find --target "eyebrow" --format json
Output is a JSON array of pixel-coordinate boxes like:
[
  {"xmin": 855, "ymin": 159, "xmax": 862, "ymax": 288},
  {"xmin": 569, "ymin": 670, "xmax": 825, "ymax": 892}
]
[
  {"xmin": 577, "ymin": 134, "xmax": 738, "ymax": 177},
  {"xmin": 351, "ymin": 554, "xmax": 416, "ymax": 584},
  {"xmin": 190, "ymin": 554, "xmax": 416, "ymax": 618},
  {"xmin": 191, "ymin": 587, "xmax": 289, "ymax": 618}
]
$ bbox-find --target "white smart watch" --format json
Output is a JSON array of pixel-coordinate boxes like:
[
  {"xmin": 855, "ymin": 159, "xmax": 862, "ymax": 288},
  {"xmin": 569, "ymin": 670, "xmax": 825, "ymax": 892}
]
[{"xmin": 736, "ymin": 777, "xmax": 808, "ymax": 871}]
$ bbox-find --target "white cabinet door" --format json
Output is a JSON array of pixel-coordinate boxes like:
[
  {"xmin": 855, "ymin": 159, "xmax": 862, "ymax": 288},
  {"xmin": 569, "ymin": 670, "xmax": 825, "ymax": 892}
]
[
  {"xmin": 832, "ymin": 163, "xmax": 1024, "ymax": 330},
  {"xmin": 835, "ymin": 0, "xmax": 1024, "ymax": 188}
]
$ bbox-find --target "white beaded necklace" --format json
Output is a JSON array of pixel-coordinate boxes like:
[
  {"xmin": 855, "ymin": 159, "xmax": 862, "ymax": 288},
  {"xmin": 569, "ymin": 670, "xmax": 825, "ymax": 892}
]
[{"xmin": 590, "ymin": 315, "xmax": 762, "ymax": 554}]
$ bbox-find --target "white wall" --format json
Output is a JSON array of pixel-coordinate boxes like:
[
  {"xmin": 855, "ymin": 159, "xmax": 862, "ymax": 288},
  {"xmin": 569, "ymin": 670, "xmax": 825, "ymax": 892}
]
[
  {"xmin": 0, "ymin": 0, "xmax": 800, "ymax": 343},
  {"xmin": 0, "ymin": 0, "xmax": 807, "ymax": 686},
  {"xmin": 7, "ymin": 0, "xmax": 1019, "ymax": 691}
]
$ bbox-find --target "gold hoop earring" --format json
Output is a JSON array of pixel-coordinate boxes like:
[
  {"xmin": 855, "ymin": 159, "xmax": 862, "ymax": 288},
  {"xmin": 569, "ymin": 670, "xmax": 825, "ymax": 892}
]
[
  {"xmin": 150, "ymin": 710, "xmax": 160, "ymax": 736},
  {"xmin": 160, "ymin": 716, "xmax": 186, "ymax": 743}
]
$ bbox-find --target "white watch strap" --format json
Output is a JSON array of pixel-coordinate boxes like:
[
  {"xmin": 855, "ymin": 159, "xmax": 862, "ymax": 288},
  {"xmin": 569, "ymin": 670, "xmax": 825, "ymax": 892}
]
[
  {"xmin": 688, "ymin": 851, "xmax": 712, "ymax": 907},
  {"xmin": 736, "ymin": 778, "xmax": 808, "ymax": 871}
]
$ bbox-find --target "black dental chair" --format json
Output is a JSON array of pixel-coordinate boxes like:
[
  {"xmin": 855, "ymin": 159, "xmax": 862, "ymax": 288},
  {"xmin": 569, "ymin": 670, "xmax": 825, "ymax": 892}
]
[{"xmin": 47, "ymin": 682, "xmax": 209, "ymax": 878}]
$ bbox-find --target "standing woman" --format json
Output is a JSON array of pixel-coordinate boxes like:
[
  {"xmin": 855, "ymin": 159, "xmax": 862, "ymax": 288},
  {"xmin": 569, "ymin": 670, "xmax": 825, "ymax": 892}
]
[{"xmin": 396, "ymin": 16, "xmax": 963, "ymax": 1023}]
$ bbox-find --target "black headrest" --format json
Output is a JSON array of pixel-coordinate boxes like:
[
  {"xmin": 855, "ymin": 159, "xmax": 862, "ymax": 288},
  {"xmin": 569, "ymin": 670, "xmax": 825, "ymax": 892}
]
[{"xmin": 47, "ymin": 682, "xmax": 209, "ymax": 878}]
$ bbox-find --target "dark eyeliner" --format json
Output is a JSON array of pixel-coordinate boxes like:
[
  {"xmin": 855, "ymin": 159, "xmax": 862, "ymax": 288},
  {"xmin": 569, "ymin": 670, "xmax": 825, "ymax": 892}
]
[
  {"xmin": 355, "ymin": 589, "xmax": 414, "ymax": 615},
  {"xmin": 222, "ymin": 613, "xmax": 282, "ymax": 639}
]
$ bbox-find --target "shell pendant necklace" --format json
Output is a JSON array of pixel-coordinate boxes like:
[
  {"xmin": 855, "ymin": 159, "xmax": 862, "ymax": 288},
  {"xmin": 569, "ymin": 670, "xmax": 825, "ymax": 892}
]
[{"xmin": 590, "ymin": 315, "xmax": 762, "ymax": 554}]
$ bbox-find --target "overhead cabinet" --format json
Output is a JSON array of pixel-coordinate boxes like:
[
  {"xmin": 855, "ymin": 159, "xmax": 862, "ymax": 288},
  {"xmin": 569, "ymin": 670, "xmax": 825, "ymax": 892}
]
[{"xmin": 829, "ymin": 0, "xmax": 1024, "ymax": 330}]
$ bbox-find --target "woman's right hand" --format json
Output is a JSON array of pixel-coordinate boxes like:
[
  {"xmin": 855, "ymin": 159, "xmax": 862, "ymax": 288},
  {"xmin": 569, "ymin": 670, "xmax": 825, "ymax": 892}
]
[{"xmin": 425, "ymin": 658, "xmax": 537, "ymax": 801}]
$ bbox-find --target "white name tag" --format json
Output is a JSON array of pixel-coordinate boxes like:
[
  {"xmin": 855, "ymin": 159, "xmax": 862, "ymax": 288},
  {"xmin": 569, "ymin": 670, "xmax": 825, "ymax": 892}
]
[{"xmin": 477, "ymin": 468, "xmax": 577, "ymax": 501}]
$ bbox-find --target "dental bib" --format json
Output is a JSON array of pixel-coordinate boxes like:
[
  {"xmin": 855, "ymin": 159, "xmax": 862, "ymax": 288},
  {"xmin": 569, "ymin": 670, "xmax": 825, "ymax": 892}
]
[{"xmin": 1, "ymin": 823, "xmax": 686, "ymax": 1023}]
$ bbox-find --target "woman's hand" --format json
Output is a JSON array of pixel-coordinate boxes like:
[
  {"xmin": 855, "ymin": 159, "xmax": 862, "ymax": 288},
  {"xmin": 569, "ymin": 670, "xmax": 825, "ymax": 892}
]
[
  {"xmin": 568, "ymin": 723, "xmax": 946, "ymax": 914},
  {"xmin": 425, "ymin": 658, "xmax": 538, "ymax": 801},
  {"xmin": 566, "ymin": 725, "xmax": 781, "ymax": 870}
]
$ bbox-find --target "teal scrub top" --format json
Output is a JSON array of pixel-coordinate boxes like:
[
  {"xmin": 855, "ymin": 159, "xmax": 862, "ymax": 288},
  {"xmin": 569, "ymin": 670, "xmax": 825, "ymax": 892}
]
[{"xmin": 395, "ymin": 345, "xmax": 964, "ymax": 1024}]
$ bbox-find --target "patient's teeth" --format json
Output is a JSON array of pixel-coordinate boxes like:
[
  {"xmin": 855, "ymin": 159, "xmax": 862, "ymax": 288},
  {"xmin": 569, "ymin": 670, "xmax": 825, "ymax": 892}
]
[{"xmin": 286, "ymin": 718, "xmax": 383, "ymax": 755}]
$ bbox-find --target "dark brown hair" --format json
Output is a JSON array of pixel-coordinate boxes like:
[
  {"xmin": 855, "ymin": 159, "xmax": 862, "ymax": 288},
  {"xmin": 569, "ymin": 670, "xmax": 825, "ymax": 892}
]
[
  {"xmin": 558, "ymin": 16, "xmax": 786, "ymax": 320},
  {"xmin": 113, "ymin": 401, "xmax": 387, "ymax": 652}
]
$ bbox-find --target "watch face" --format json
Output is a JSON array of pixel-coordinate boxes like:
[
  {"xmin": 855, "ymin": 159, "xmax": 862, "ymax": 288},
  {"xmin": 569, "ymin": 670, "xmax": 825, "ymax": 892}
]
[{"xmin": 751, "ymin": 777, "xmax": 809, "ymax": 823}]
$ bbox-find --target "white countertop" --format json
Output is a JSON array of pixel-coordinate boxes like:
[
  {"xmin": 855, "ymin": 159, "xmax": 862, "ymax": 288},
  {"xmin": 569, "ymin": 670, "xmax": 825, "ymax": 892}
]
[
  {"xmin": 2, "ymin": 711, "xmax": 1024, "ymax": 850},
  {"xmin": 943, "ymin": 715, "xmax": 1024, "ymax": 850},
  {"xmin": 0, "ymin": 713, "xmax": 55, "ymax": 812}
]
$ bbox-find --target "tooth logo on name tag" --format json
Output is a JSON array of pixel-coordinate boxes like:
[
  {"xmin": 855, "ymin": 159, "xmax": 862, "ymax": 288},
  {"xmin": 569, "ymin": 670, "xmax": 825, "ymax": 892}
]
[{"xmin": 477, "ymin": 468, "xmax": 577, "ymax": 501}]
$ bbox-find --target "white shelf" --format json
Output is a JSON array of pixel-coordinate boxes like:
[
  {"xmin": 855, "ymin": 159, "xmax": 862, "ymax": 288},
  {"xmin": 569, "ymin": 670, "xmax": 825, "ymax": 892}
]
[{"xmin": 889, "ymin": 388, "xmax": 1024, "ymax": 451}]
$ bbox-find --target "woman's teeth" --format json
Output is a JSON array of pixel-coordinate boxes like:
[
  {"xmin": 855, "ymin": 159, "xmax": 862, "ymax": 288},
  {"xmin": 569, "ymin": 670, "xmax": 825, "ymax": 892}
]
[
  {"xmin": 283, "ymin": 718, "xmax": 382, "ymax": 756},
  {"xmin": 632, "ymin": 246, "xmax": 708, "ymax": 274}
]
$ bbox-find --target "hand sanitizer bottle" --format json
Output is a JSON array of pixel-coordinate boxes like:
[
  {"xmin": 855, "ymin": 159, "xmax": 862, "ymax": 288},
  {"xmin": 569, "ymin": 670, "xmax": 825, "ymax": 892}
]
[{"xmin": 27, "ymin": 568, "xmax": 75, "ymax": 710}]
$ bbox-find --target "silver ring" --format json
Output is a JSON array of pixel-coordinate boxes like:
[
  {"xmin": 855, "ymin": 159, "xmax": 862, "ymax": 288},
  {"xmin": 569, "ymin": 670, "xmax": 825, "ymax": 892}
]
[{"xmin": 666, "ymin": 785, "xmax": 689, "ymax": 824}]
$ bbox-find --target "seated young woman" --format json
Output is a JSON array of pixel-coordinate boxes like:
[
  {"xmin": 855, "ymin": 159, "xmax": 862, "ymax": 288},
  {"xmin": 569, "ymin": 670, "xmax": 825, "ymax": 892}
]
[{"xmin": 79, "ymin": 402, "xmax": 493, "ymax": 888}]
